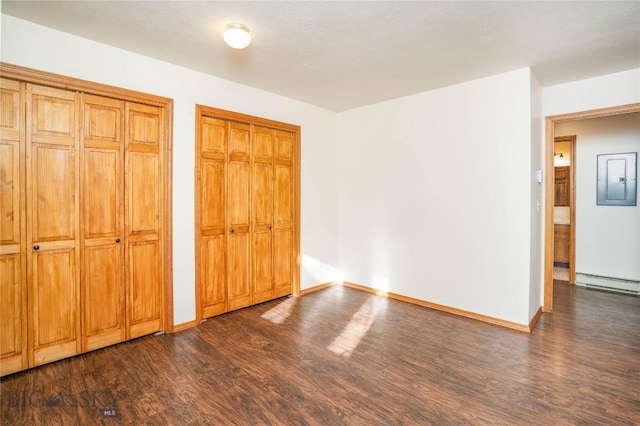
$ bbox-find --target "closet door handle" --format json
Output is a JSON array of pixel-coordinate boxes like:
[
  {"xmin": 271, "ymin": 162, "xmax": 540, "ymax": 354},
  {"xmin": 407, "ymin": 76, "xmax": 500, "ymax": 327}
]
[
  {"xmin": 33, "ymin": 245, "xmax": 40, "ymax": 251},
  {"xmin": 115, "ymin": 238, "xmax": 121, "ymax": 243},
  {"xmin": 231, "ymin": 229, "xmax": 235, "ymax": 234},
  {"xmin": 269, "ymin": 226, "xmax": 272, "ymax": 230}
]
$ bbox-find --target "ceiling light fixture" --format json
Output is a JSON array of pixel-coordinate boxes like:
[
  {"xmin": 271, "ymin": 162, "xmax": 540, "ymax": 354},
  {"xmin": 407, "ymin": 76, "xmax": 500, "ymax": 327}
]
[{"xmin": 224, "ymin": 23, "xmax": 251, "ymax": 49}]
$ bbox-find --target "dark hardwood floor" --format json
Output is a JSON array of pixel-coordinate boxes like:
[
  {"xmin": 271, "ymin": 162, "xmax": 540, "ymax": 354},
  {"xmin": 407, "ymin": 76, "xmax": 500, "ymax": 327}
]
[{"xmin": 2, "ymin": 281, "xmax": 639, "ymax": 425}]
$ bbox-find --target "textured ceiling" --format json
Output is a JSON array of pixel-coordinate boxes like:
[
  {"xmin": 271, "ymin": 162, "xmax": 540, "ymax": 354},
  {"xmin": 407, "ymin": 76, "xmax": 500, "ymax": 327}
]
[{"xmin": 2, "ymin": 1, "xmax": 639, "ymax": 111}]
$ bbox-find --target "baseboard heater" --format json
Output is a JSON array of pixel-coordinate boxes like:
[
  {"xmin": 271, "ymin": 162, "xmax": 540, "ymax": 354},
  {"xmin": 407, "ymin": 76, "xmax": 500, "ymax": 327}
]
[{"xmin": 576, "ymin": 273, "xmax": 640, "ymax": 296}]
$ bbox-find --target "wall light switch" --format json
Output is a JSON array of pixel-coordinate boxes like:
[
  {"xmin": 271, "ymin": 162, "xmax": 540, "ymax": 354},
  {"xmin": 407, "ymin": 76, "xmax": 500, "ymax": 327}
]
[{"xmin": 536, "ymin": 169, "xmax": 543, "ymax": 183}]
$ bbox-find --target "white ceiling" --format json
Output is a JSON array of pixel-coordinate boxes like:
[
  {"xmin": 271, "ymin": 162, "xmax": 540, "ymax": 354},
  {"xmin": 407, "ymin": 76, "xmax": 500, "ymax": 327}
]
[{"xmin": 2, "ymin": 1, "xmax": 639, "ymax": 111}]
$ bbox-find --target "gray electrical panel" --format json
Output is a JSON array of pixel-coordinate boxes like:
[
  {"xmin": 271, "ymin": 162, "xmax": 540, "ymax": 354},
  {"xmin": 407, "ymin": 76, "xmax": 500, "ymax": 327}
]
[{"xmin": 597, "ymin": 152, "xmax": 637, "ymax": 206}]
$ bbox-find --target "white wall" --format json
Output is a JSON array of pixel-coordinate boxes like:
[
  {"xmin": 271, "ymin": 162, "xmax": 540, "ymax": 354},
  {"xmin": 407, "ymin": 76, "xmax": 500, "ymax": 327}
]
[
  {"xmin": 1, "ymin": 14, "xmax": 340, "ymax": 325},
  {"xmin": 529, "ymin": 71, "xmax": 543, "ymax": 319},
  {"xmin": 337, "ymin": 68, "xmax": 534, "ymax": 325},
  {"xmin": 556, "ymin": 114, "xmax": 640, "ymax": 281},
  {"xmin": 543, "ymin": 69, "xmax": 640, "ymax": 117}
]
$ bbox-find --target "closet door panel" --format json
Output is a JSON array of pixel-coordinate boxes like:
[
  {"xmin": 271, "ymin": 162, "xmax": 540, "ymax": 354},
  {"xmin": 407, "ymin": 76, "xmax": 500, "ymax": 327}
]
[
  {"xmin": 1, "ymin": 79, "xmax": 23, "ymax": 249},
  {"xmin": 84, "ymin": 149, "xmax": 121, "ymax": 238},
  {"xmin": 253, "ymin": 126, "xmax": 273, "ymax": 158},
  {"xmin": 30, "ymin": 86, "xmax": 76, "ymax": 147},
  {"xmin": 125, "ymin": 102, "xmax": 162, "ymax": 338},
  {"xmin": 275, "ymin": 165, "xmax": 293, "ymax": 226},
  {"xmin": 228, "ymin": 122, "xmax": 250, "ymax": 226},
  {"xmin": 274, "ymin": 229, "xmax": 293, "ymax": 297},
  {"xmin": 1, "ymin": 78, "xmax": 21, "ymax": 141},
  {"xmin": 84, "ymin": 245, "xmax": 123, "ymax": 350},
  {"xmin": 83, "ymin": 150, "xmax": 124, "ymax": 350},
  {"xmin": 127, "ymin": 104, "xmax": 160, "ymax": 150},
  {"xmin": 32, "ymin": 146, "xmax": 76, "ymax": 241},
  {"xmin": 275, "ymin": 130, "xmax": 293, "ymax": 162},
  {"xmin": 229, "ymin": 122, "xmax": 250, "ymax": 156},
  {"xmin": 0, "ymin": 253, "xmax": 25, "ymax": 375},
  {"xmin": 0, "ymin": 141, "xmax": 21, "ymax": 245},
  {"xmin": 82, "ymin": 95, "xmax": 125, "ymax": 351},
  {"xmin": 199, "ymin": 117, "xmax": 227, "ymax": 317},
  {"xmin": 227, "ymin": 161, "xmax": 251, "ymax": 309},
  {"xmin": 252, "ymin": 230, "xmax": 273, "ymax": 303},
  {"xmin": 201, "ymin": 117, "xmax": 226, "ymax": 155},
  {"xmin": 227, "ymin": 232, "xmax": 250, "ymax": 310},
  {"xmin": 200, "ymin": 160, "xmax": 227, "ymax": 316},
  {"xmin": 31, "ymin": 248, "xmax": 78, "ymax": 365},
  {"xmin": 227, "ymin": 123, "xmax": 250, "ymax": 310},
  {"xmin": 201, "ymin": 160, "xmax": 225, "ymax": 231},
  {"xmin": 201, "ymin": 235, "xmax": 226, "ymax": 317},
  {"xmin": 27, "ymin": 84, "xmax": 80, "ymax": 367},
  {"xmin": 85, "ymin": 95, "xmax": 122, "ymax": 146},
  {"xmin": 127, "ymin": 152, "xmax": 159, "ymax": 235},
  {"xmin": 127, "ymin": 241, "xmax": 161, "ymax": 338},
  {"xmin": 228, "ymin": 161, "xmax": 250, "ymax": 227},
  {"xmin": 253, "ymin": 163, "xmax": 273, "ymax": 226},
  {"xmin": 273, "ymin": 130, "xmax": 294, "ymax": 297},
  {"xmin": 252, "ymin": 128, "xmax": 274, "ymax": 302},
  {"xmin": 0, "ymin": 79, "xmax": 26, "ymax": 374}
]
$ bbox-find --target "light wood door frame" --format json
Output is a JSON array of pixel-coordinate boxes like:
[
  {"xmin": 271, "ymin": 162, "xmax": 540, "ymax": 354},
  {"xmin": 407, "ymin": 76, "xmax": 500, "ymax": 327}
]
[
  {"xmin": 0, "ymin": 63, "xmax": 175, "ymax": 333},
  {"xmin": 543, "ymin": 102, "xmax": 640, "ymax": 312},
  {"xmin": 195, "ymin": 105, "xmax": 301, "ymax": 324}
]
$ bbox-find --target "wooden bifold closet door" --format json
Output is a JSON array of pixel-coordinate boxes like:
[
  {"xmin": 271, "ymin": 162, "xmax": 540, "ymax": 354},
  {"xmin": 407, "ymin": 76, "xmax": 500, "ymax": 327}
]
[
  {"xmin": 27, "ymin": 84, "xmax": 82, "ymax": 367},
  {"xmin": 0, "ymin": 67, "xmax": 171, "ymax": 377},
  {"xmin": 0, "ymin": 78, "xmax": 27, "ymax": 376},
  {"xmin": 81, "ymin": 96, "xmax": 165, "ymax": 350},
  {"xmin": 196, "ymin": 106, "xmax": 300, "ymax": 321},
  {"xmin": 82, "ymin": 94, "xmax": 125, "ymax": 352}
]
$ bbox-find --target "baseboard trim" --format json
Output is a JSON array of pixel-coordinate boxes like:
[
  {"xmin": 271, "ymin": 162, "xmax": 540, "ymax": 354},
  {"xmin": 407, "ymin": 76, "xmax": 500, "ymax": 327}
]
[
  {"xmin": 172, "ymin": 319, "xmax": 199, "ymax": 333},
  {"xmin": 528, "ymin": 306, "xmax": 543, "ymax": 331},
  {"xmin": 299, "ymin": 282, "xmax": 336, "ymax": 296},
  {"xmin": 180, "ymin": 280, "xmax": 542, "ymax": 333},
  {"xmin": 305, "ymin": 281, "xmax": 534, "ymax": 333}
]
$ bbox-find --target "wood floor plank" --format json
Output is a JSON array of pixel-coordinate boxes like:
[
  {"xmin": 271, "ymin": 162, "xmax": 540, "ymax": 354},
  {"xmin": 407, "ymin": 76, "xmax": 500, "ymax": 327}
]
[{"xmin": 1, "ymin": 281, "xmax": 639, "ymax": 424}]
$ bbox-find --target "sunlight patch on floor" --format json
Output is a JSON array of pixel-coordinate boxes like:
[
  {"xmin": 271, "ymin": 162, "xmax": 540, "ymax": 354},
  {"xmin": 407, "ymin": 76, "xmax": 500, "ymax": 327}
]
[
  {"xmin": 327, "ymin": 296, "xmax": 385, "ymax": 357},
  {"xmin": 261, "ymin": 297, "xmax": 297, "ymax": 324}
]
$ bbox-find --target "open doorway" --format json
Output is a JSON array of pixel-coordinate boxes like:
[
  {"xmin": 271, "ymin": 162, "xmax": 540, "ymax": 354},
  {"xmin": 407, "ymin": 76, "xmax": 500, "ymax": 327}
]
[
  {"xmin": 543, "ymin": 103, "xmax": 640, "ymax": 312},
  {"xmin": 552, "ymin": 135, "xmax": 576, "ymax": 284}
]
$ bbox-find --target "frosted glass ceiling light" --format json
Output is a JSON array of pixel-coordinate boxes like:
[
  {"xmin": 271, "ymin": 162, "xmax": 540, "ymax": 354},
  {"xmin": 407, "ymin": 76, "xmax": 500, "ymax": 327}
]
[{"xmin": 224, "ymin": 23, "xmax": 251, "ymax": 49}]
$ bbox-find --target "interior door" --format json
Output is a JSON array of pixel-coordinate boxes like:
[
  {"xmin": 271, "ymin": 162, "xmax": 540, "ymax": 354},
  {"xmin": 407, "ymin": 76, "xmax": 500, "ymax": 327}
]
[
  {"xmin": 0, "ymin": 78, "xmax": 27, "ymax": 375},
  {"xmin": 27, "ymin": 84, "xmax": 81, "ymax": 366},
  {"xmin": 81, "ymin": 94, "xmax": 125, "ymax": 351}
]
